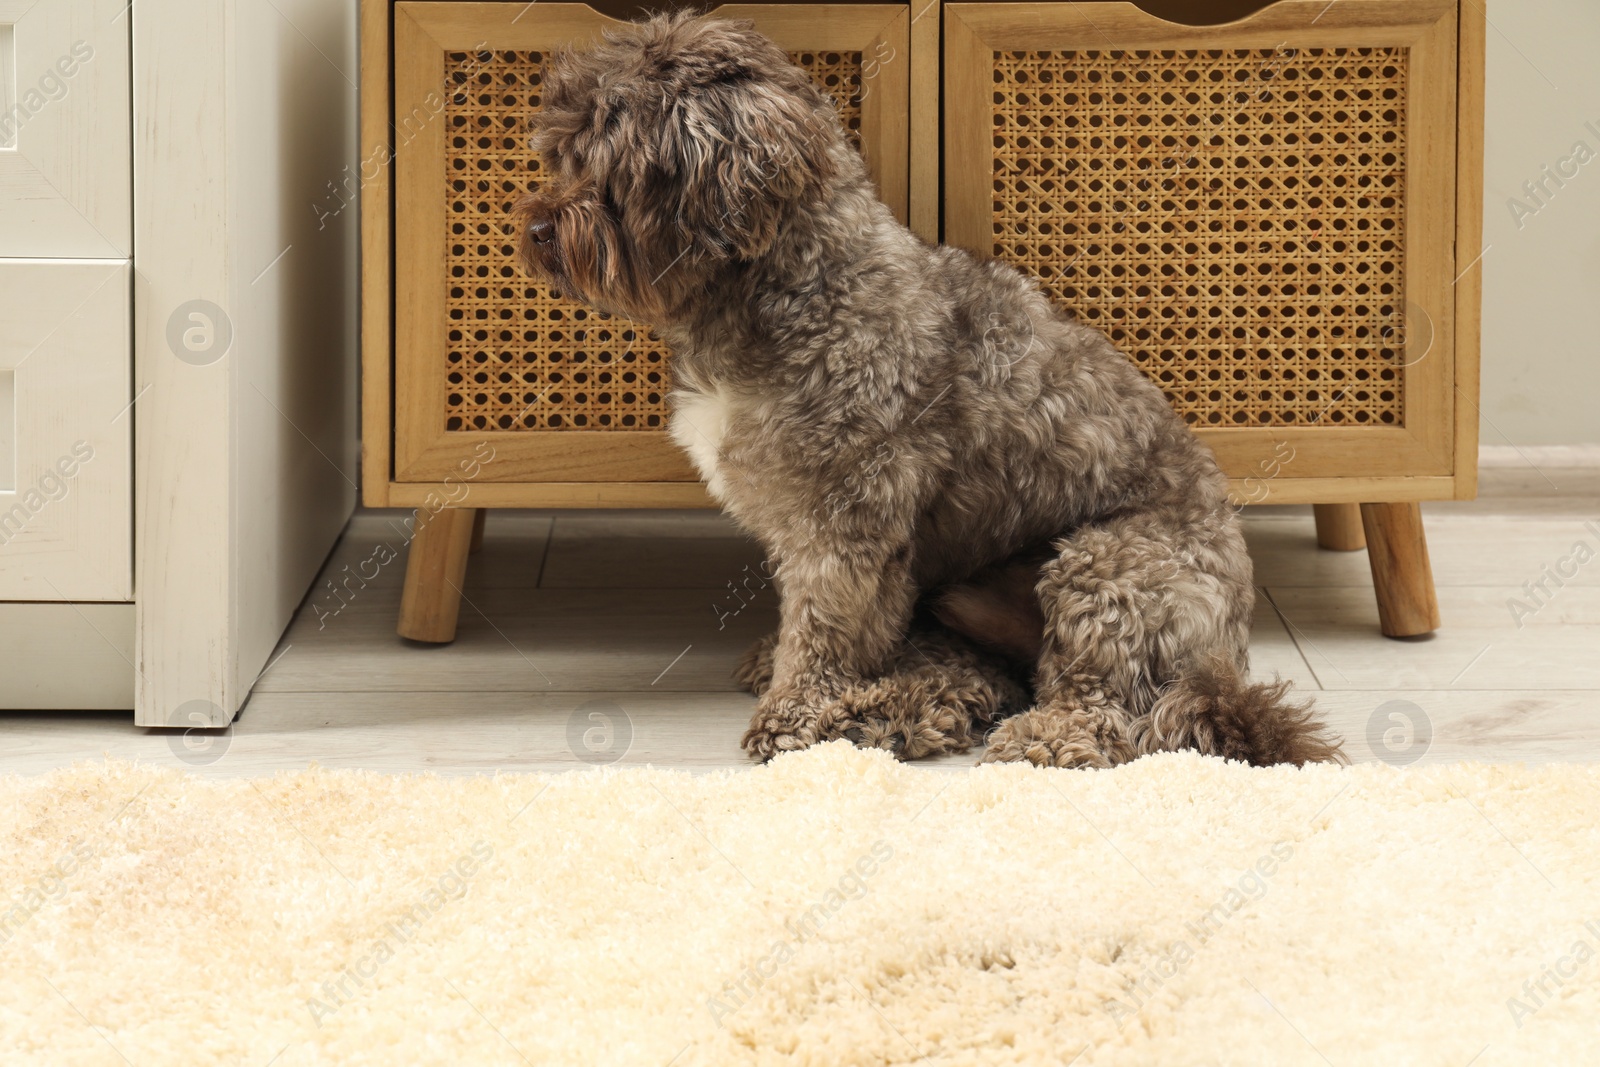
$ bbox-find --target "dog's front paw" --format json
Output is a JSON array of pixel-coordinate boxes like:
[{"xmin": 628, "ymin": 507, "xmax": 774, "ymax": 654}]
[
  {"xmin": 980, "ymin": 709, "xmax": 1116, "ymax": 769},
  {"xmin": 741, "ymin": 692, "xmax": 823, "ymax": 761},
  {"xmin": 818, "ymin": 677, "xmax": 979, "ymax": 761},
  {"xmin": 732, "ymin": 632, "xmax": 778, "ymax": 696}
]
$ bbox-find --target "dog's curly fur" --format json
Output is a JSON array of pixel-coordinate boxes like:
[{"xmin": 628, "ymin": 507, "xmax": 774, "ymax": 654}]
[
  {"xmin": 735, "ymin": 624, "xmax": 1033, "ymax": 759},
  {"xmin": 513, "ymin": 12, "xmax": 1345, "ymax": 769}
]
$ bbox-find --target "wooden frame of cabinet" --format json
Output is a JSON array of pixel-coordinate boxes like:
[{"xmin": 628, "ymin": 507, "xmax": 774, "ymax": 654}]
[{"xmin": 362, "ymin": 0, "xmax": 1484, "ymax": 640}]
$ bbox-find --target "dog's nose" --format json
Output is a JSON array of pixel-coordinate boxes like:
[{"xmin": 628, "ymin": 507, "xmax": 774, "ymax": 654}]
[{"xmin": 528, "ymin": 218, "xmax": 554, "ymax": 245}]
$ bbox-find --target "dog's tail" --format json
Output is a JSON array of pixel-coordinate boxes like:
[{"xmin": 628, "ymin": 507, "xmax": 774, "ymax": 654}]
[{"xmin": 1135, "ymin": 659, "xmax": 1346, "ymax": 767}]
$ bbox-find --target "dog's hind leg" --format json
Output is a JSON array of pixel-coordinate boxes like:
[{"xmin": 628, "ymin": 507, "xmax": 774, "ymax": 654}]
[
  {"xmin": 980, "ymin": 677, "xmax": 1139, "ymax": 769},
  {"xmin": 981, "ymin": 514, "xmax": 1253, "ymax": 769}
]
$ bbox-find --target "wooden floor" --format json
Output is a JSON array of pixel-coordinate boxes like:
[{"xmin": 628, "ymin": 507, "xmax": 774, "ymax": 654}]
[{"xmin": 5, "ymin": 458, "xmax": 1599, "ymax": 775}]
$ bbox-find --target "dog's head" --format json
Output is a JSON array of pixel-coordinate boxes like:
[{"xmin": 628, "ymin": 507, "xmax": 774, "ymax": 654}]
[{"xmin": 511, "ymin": 12, "xmax": 841, "ymax": 323}]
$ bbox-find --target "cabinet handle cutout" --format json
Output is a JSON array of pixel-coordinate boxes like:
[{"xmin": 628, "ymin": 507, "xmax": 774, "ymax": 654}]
[
  {"xmin": 0, "ymin": 370, "xmax": 14, "ymax": 493},
  {"xmin": 0, "ymin": 25, "xmax": 14, "ymax": 151}
]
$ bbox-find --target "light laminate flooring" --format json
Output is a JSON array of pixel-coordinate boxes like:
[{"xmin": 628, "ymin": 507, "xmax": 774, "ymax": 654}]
[{"xmin": 5, "ymin": 462, "xmax": 1599, "ymax": 775}]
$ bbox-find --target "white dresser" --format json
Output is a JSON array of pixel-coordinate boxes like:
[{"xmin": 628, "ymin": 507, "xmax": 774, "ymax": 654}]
[{"xmin": 0, "ymin": 0, "xmax": 358, "ymax": 723}]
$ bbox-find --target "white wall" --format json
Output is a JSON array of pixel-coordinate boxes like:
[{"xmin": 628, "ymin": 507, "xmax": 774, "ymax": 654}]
[{"xmin": 1481, "ymin": 0, "xmax": 1600, "ymax": 445}]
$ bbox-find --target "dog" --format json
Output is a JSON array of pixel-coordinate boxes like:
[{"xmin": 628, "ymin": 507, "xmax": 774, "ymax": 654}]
[{"xmin": 512, "ymin": 12, "xmax": 1345, "ymax": 768}]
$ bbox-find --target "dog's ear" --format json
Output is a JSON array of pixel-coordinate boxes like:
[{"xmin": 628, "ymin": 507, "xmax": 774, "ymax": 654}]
[{"xmin": 660, "ymin": 60, "xmax": 837, "ymax": 261}]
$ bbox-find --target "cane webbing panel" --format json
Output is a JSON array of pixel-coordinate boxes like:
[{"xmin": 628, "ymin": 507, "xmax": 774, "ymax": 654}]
[
  {"xmin": 443, "ymin": 49, "xmax": 865, "ymax": 432},
  {"xmin": 991, "ymin": 47, "xmax": 1409, "ymax": 427}
]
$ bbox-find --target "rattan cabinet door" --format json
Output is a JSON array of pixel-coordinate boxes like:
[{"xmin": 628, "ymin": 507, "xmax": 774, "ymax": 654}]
[
  {"xmin": 945, "ymin": 0, "xmax": 1460, "ymax": 489},
  {"xmin": 391, "ymin": 2, "xmax": 910, "ymax": 484}
]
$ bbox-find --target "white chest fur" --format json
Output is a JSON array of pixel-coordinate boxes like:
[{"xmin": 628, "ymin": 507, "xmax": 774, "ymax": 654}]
[{"xmin": 668, "ymin": 387, "xmax": 734, "ymax": 501}]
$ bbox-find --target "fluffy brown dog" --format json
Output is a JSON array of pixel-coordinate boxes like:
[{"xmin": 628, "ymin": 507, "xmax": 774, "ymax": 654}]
[{"xmin": 513, "ymin": 12, "xmax": 1344, "ymax": 768}]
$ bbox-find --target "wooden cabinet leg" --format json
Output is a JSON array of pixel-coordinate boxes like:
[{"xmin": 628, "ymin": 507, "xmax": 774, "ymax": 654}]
[
  {"xmin": 1359, "ymin": 502, "xmax": 1441, "ymax": 638},
  {"xmin": 1313, "ymin": 503, "xmax": 1366, "ymax": 551},
  {"xmin": 398, "ymin": 508, "xmax": 479, "ymax": 643},
  {"xmin": 470, "ymin": 508, "xmax": 487, "ymax": 554}
]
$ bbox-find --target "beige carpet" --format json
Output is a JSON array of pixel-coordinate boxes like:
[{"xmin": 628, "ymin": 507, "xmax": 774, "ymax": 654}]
[{"xmin": 3, "ymin": 744, "xmax": 1598, "ymax": 1066}]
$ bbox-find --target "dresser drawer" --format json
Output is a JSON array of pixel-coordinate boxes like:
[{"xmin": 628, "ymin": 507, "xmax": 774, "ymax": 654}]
[
  {"xmin": 0, "ymin": 0, "xmax": 131, "ymax": 257},
  {"xmin": 0, "ymin": 260, "xmax": 131, "ymax": 601}
]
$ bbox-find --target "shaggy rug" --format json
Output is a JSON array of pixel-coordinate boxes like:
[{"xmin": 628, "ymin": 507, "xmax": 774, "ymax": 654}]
[{"xmin": 2, "ymin": 744, "xmax": 1597, "ymax": 1066}]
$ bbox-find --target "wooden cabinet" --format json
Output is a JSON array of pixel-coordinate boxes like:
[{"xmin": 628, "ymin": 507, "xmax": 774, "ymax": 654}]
[
  {"xmin": 363, "ymin": 0, "xmax": 1484, "ymax": 640},
  {"xmin": 945, "ymin": 0, "xmax": 1476, "ymax": 503}
]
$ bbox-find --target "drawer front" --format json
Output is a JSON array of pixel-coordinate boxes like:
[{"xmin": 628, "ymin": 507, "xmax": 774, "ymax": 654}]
[
  {"xmin": 0, "ymin": 602, "xmax": 133, "ymax": 709},
  {"xmin": 945, "ymin": 0, "xmax": 1461, "ymax": 485},
  {"xmin": 0, "ymin": 260, "xmax": 131, "ymax": 601},
  {"xmin": 0, "ymin": 0, "xmax": 131, "ymax": 257},
  {"xmin": 390, "ymin": 2, "xmax": 911, "ymax": 483}
]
